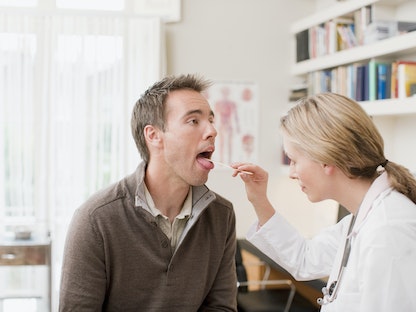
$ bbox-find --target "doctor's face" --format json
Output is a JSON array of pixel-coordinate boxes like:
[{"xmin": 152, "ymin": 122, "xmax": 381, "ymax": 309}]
[{"xmin": 283, "ymin": 135, "xmax": 329, "ymax": 203}]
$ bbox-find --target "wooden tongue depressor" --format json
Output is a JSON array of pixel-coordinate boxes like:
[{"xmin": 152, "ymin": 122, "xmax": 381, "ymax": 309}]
[{"xmin": 205, "ymin": 159, "xmax": 253, "ymax": 175}]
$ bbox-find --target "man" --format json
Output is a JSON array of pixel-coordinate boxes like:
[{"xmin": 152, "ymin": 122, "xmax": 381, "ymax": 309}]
[{"xmin": 59, "ymin": 74, "xmax": 237, "ymax": 311}]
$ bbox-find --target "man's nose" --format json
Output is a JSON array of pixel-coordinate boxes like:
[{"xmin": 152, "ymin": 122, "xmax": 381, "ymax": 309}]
[{"xmin": 205, "ymin": 122, "xmax": 217, "ymax": 139}]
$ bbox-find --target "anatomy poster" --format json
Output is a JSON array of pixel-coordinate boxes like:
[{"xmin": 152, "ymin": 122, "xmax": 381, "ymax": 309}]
[{"xmin": 205, "ymin": 81, "xmax": 258, "ymax": 165}]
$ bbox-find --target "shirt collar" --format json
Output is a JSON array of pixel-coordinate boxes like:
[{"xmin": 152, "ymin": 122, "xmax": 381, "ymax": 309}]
[
  {"xmin": 144, "ymin": 184, "xmax": 192, "ymax": 220},
  {"xmin": 351, "ymin": 172, "xmax": 391, "ymax": 236}
]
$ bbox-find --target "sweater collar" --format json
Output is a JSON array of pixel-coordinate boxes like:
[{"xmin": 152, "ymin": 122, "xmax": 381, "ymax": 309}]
[{"xmin": 133, "ymin": 161, "xmax": 216, "ymax": 216}]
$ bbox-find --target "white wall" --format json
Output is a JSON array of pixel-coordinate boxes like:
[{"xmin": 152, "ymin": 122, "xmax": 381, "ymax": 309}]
[{"xmin": 165, "ymin": 0, "xmax": 340, "ymax": 238}]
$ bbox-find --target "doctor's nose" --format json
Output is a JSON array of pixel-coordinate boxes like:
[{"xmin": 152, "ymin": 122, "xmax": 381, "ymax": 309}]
[{"xmin": 288, "ymin": 162, "xmax": 298, "ymax": 180}]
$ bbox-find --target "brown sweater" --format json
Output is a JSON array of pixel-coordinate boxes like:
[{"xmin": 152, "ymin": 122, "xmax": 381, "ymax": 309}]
[{"xmin": 59, "ymin": 163, "xmax": 237, "ymax": 311}]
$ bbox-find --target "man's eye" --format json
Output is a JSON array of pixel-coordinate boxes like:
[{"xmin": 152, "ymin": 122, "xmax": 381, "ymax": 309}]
[{"xmin": 189, "ymin": 119, "xmax": 198, "ymax": 125}]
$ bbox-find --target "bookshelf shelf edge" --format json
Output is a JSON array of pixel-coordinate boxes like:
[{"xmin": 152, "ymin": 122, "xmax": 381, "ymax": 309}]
[
  {"xmin": 360, "ymin": 97, "xmax": 416, "ymax": 116},
  {"xmin": 290, "ymin": 0, "xmax": 377, "ymax": 34},
  {"xmin": 291, "ymin": 31, "xmax": 416, "ymax": 75}
]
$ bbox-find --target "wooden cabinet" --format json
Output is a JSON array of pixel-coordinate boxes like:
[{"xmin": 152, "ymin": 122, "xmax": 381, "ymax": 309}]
[
  {"xmin": 0, "ymin": 240, "xmax": 51, "ymax": 312},
  {"xmin": 0, "ymin": 244, "xmax": 50, "ymax": 266}
]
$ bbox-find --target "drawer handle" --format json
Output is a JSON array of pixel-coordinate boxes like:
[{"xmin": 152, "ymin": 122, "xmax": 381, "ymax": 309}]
[{"xmin": 1, "ymin": 253, "xmax": 17, "ymax": 260}]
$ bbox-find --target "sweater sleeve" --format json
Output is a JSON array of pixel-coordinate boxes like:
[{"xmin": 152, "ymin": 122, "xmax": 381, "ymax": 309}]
[
  {"xmin": 59, "ymin": 207, "xmax": 107, "ymax": 312},
  {"xmin": 199, "ymin": 207, "xmax": 238, "ymax": 312}
]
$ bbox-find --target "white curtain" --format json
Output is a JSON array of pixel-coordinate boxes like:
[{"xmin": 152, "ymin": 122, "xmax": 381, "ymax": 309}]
[{"xmin": 0, "ymin": 11, "xmax": 165, "ymax": 310}]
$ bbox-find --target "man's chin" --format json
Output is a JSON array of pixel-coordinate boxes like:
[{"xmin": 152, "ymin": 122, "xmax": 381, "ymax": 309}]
[{"xmin": 190, "ymin": 175, "xmax": 209, "ymax": 187}]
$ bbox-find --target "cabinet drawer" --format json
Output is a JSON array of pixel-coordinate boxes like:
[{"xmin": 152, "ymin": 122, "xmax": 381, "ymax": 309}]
[{"xmin": 0, "ymin": 245, "xmax": 49, "ymax": 265}]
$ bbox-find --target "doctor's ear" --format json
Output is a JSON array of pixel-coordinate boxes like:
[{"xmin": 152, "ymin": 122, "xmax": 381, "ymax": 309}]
[
  {"xmin": 144, "ymin": 125, "xmax": 163, "ymax": 147},
  {"xmin": 322, "ymin": 163, "xmax": 336, "ymax": 175}
]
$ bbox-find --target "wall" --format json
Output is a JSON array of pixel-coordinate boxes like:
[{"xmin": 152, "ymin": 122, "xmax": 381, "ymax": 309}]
[{"xmin": 165, "ymin": 0, "xmax": 339, "ymax": 238}]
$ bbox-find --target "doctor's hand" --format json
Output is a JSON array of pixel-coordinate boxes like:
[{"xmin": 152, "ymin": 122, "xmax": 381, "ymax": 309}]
[{"xmin": 231, "ymin": 162, "xmax": 276, "ymax": 226}]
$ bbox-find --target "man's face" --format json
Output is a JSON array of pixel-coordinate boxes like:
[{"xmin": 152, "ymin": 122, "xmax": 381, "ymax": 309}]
[{"xmin": 160, "ymin": 89, "xmax": 217, "ymax": 186}]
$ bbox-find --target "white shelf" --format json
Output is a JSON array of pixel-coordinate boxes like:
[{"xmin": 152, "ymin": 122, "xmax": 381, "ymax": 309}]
[
  {"xmin": 290, "ymin": 0, "xmax": 410, "ymax": 34},
  {"xmin": 291, "ymin": 31, "xmax": 416, "ymax": 75},
  {"xmin": 291, "ymin": 0, "xmax": 377, "ymax": 33},
  {"xmin": 360, "ymin": 97, "xmax": 416, "ymax": 116}
]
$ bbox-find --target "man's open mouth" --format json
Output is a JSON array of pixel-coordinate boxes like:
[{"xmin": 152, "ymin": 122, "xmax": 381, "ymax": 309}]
[{"xmin": 196, "ymin": 151, "xmax": 214, "ymax": 169}]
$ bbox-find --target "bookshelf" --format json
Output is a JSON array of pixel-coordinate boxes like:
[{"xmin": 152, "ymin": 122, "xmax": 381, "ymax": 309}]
[
  {"xmin": 289, "ymin": 0, "xmax": 416, "ymax": 172},
  {"xmin": 291, "ymin": 31, "xmax": 416, "ymax": 77}
]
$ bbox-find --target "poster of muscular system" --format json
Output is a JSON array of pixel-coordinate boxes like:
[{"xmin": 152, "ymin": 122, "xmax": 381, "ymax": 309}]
[{"xmin": 205, "ymin": 81, "xmax": 258, "ymax": 165}]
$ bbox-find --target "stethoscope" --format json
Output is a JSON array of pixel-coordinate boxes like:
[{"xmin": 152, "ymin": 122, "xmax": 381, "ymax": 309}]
[{"xmin": 317, "ymin": 214, "xmax": 356, "ymax": 306}]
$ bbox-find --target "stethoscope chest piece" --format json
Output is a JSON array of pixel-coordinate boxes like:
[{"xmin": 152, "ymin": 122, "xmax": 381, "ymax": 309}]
[{"xmin": 317, "ymin": 280, "xmax": 338, "ymax": 305}]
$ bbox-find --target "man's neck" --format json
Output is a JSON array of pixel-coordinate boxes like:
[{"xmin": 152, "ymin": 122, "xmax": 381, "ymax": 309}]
[{"xmin": 145, "ymin": 164, "xmax": 191, "ymax": 222}]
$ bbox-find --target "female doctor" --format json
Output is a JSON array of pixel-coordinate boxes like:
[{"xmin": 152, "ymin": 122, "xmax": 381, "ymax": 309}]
[{"xmin": 232, "ymin": 93, "xmax": 416, "ymax": 311}]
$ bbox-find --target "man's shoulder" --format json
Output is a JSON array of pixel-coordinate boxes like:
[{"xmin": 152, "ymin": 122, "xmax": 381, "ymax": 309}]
[
  {"xmin": 211, "ymin": 191, "xmax": 234, "ymax": 211},
  {"xmin": 79, "ymin": 173, "xmax": 136, "ymax": 216},
  {"xmin": 212, "ymin": 191, "xmax": 231, "ymax": 204}
]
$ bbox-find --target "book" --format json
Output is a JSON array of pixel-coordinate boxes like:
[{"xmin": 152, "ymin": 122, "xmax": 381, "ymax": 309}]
[
  {"xmin": 397, "ymin": 61, "xmax": 416, "ymax": 98},
  {"xmin": 337, "ymin": 24, "xmax": 356, "ymax": 50},
  {"xmin": 376, "ymin": 63, "xmax": 389, "ymax": 99},
  {"xmin": 354, "ymin": 6, "xmax": 372, "ymax": 45},
  {"xmin": 347, "ymin": 64, "xmax": 356, "ymax": 99},
  {"xmin": 289, "ymin": 87, "xmax": 307, "ymax": 101},
  {"xmin": 355, "ymin": 64, "xmax": 366, "ymax": 101},
  {"xmin": 364, "ymin": 20, "xmax": 416, "ymax": 44},
  {"xmin": 296, "ymin": 29, "xmax": 309, "ymax": 62},
  {"xmin": 398, "ymin": 21, "xmax": 416, "ymax": 33},
  {"xmin": 321, "ymin": 70, "xmax": 332, "ymax": 92},
  {"xmin": 336, "ymin": 65, "xmax": 348, "ymax": 96},
  {"xmin": 368, "ymin": 60, "xmax": 377, "ymax": 101},
  {"xmin": 385, "ymin": 63, "xmax": 392, "ymax": 99},
  {"xmin": 390, "ymin": 61, "xmax": 398, "ymax": 98},
  {"xmin": 368, "ymin": 59, "xmax": 391, "ymax": 100},
  {"xmin": 363, "ymin": 63, "xmax": 370, "ymax": 101},
  {"xmin": 325, "ymin": 20, "xmax": 337, "ymax": 54}
]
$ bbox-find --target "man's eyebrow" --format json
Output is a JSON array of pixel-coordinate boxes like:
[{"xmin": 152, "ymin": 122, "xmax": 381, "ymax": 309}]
[{"xmin": 183, "ymin": 109, "xmax": 215, "ymax": 117}]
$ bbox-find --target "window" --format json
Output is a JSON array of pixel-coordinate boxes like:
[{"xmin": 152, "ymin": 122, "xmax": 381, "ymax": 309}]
[
  {"xmin": 0, "ymin": 0, "xmax": 36, "ymax": 7},
  {"xmin": 56, "ymin": 0, "xmax": 124, "ymax": 11},
  {"xmin": 0, "ymin": 2, "xmax": 166, "ymax": 310}
]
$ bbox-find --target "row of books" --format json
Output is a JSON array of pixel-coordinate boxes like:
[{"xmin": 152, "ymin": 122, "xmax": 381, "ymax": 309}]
[
  {"xmin": 295, "ymin": 4, "xmax": 416, "ymax": 62},
  {"xmin": 307, "ymin": 59, "xmax": 416, "ymax": 101},
  {"xmin": 296, "ymin": 6, "xmax": 371, "ymax": 61}
]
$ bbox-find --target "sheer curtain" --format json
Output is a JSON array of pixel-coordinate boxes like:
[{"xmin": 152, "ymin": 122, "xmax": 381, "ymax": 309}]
[{"xmin": 0, "ymin": 10, "xmax": 165, "ymax": 309}]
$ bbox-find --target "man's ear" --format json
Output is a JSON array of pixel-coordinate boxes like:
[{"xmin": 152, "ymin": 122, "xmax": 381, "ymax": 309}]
[{"xmin": 144, "ymin": 125, "xmax": 162, "ymax": 147}]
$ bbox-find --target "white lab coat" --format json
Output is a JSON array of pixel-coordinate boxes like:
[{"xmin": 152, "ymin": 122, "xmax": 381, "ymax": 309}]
[{"xmin": 247, "ymin": 173, "xmax": 416, "ymax": 312}]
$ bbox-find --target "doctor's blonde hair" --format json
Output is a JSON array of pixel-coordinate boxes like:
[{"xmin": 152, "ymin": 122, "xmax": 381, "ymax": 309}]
[{"xmin": 280, "ymin": 92, "xmax": 416, "ymax": 204}]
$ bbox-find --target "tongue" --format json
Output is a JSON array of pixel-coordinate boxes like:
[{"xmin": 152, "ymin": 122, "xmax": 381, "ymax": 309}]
[{"xmin": 197, "ymin": 157, "xmax": 214, "ymax": 169}]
